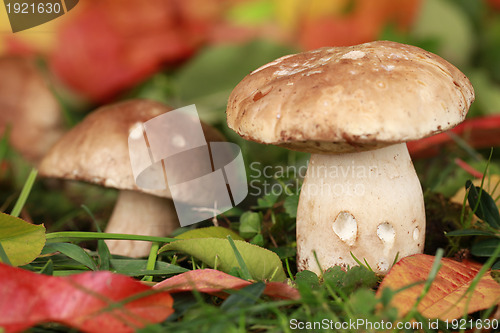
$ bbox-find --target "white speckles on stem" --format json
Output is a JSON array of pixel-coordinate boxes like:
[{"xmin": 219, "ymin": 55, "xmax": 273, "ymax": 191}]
[
  {"xmin": 377, "ymin": 259, "xmax": 390, "ymax": 272},
  {"xmin": 332, "ymin": 211, "xmax": 358, "ymax": 246},
  {"xmin": 413, "ymin": 227, "xmax": 420, "ymax": 241},
  {"xmin": 377, "ymin": 222, "xmax": 395, "ymax": 245}
]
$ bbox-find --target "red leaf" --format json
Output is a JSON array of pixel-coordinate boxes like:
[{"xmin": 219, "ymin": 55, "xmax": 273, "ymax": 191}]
[
  {"xmin": 49, "ymin": 0, "xmax": 200, "ymax": 102},
  {"xmin": 408, "ymin": 115, "xmax": 500, "ymax": 159},
  {"xmin": 154, "ymin": 268, "xmax": 300, "ymax": 300},
  {"xmin": 0, "ymin": 263, "xmax": 173, "ymax": 333},
  {"xmin": 377, "ymin": 254, "xmax": 500, "ymax": 320}
]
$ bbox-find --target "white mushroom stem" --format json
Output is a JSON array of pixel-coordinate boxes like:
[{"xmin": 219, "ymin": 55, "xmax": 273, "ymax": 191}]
[
  {"xmin": 104, "ymin": 190, "xmax": 178, "ymax": 258},
  {"xmin": 296, "ymin": 143, "xmax": 425, "ymax": 275}
]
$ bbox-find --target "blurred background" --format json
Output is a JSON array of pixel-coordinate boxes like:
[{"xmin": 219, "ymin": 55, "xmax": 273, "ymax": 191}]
[{"xmin": 1, "ymin": 0, "xmax": 500, "ymax": 245}]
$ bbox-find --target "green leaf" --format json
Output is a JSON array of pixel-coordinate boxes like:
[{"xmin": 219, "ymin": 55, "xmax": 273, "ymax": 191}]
[
  {"xmin": 257, "ymin": 192, "xmax": 279, "ymax": 208},
  {"xmin": 159, "ymin": 238, "xmax": 286, "ymax": 282},
  {"xmin": 239, "ymin": 212, "xmax": 261, "ymax": 238},
  {"xmin": 471, "ymin": 238, "xmax": 500, "ymax": 257},
  {"xmin": 446, "ymin": 229, "xmax": 497, "ymax": 237},
  {"xmin": 250, "ymin": 234, "xmax": 264, "ymax": 247},
  {"xmin": 294, "ymin": 270, "xmax": 320, "ymax": 303},
  {"xmin": 349, "ymin": 289, "xmax": 378, "ymax": 316},
  {"xmin": 175, "ymin": 226, "xmax": 243, "ymax": 241},
  {"xmin": 0, "ymin": 212, "xmax": 45, "ymax": 266},
  {"xmin": 110, "ymin": 259, "xmax": 188, "ymax": 277},
  {"xmin": 411, "ymin": 0, "xmax": 473, "ymax": 67},
  {"xmin": 44, "ymin": 243, "xmax": 97, "ymax": 271},
  {"xmin": 295, "ymin": 270, "xmax": 320, "ymax": 290},
  {"xmin": 467, "ymin": 181, "xmax": 500, "ymax": 229},
  {"xmin": 492, "ymin": 261, "xmax": 500, "ymax": 270},
  {"xmin": 283, "ymin": 194, "xmax": 299, "ymax": 218},
  {"xmin": 323, "ymin": 266, "xmax": 378, "ymax": 295},
  {"xmin": 269, "ymin": 246, "xmax": 296, "ymax": 259},
  {"xmin": 378, "ymin": 286, "xmax": 396, "ymax": 307}
]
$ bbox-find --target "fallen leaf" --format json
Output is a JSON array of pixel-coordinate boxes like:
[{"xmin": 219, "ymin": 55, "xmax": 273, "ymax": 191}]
[
  {"xmin": 159, "ymin": 238, "xmax": 287, "ymax": 282},
  {"xmin": 154, "ymin": 268, "xmax": 299, "ymax": 300},
  {"xmin": 175, "ymin": 226, "xmax": 243, "ymax": 240},
  {"xmin": 0, "ymin": 213, "xmax": 45, "ymax": 266},
  {"xmin": 49, "ymin": 0, "xmax": 199, "ymax": 102},
  {"xmin": 377, "ymin": 254, "xmax": 500, "ymax": 320},
  {"xmin": 0, "ymin": 263, "xmax": 173, "ymax": 333}
]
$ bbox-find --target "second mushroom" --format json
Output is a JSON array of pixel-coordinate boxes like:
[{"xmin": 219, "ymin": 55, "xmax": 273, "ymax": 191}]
[
  {"xmin": 40, "ymin": 99, "xmax": 225, "ymax": 257},
  {"xmin": 227, "ymin": 41, "xmax": 474, "ymax": 274}
]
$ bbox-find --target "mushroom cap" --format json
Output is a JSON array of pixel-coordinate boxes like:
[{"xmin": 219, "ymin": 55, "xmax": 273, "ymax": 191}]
[
  {"xmin": 39, "ymin": 99, "xmax": 225, "ymax": 198},
  {"xmin": 0, "ymin": 56, "xmax": 63, "ymax": 161},
  {"xmin": 227, "ymin": 41, "xmax": 475, "ymax": 154}
]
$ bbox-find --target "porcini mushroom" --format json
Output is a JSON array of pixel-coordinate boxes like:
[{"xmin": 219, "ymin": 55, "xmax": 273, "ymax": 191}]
[
  {"xmin": 39, "ymin": 99, "xmax": 225, "ymax": 257},
  {"xmin": 0, "ymin": 56, "xmax": 64, "ymax": 162},
  {"xmin": 227, "ymin": 41, "xmax": 474, "ymax": 274}
]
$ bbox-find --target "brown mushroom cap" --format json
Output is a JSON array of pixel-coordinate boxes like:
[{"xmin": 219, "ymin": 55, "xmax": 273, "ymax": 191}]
[
  {"xmin": 227, "ymin": 41, "xmax": 475, "ymax": 154},
  {"xmin": 0, "ymin": 56, "xmax": 63, "ymax": 161},
  {"xmin": 39, "ymin": 99, "xmax": 225, "ymax": 198}
]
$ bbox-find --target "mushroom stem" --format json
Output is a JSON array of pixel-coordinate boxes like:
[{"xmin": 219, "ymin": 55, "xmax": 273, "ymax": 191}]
[
  {"xmin": 296, "ymin": 143, "xmax": 425, "ymax": 275},
  {"xmin": 105, "ymin": 190, "xmax": 178, "ymax": 257}
]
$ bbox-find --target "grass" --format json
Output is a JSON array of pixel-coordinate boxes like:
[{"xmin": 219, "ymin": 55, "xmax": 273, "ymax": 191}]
[{"xmin": 0, "ymin": 148, "xmax": 498, "ymax": 333}]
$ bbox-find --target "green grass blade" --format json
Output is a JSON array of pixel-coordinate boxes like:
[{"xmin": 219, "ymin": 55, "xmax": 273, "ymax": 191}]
[
  {"xmin": 0, "ymin": 125, "xmax": 10, "ymax": 163},
  {"xmin": 220, "ymin": 282, "xmax": 265, "ymax": 312},
  {"xmin": 44, "ymin": 242, "xmax": 98, "ymax": 271},
  {"xmin": 448, "ymin": 132, "xmax": 482, "ymax": 161},
  {"xmin": 403, "ymin": 248, "xmax": 444, "ymax": 322},
  {"xmin": 142, "ymin": 242, "xmax": 160, "ymax": 282},
  {"xmin": 446, "ymin": 229, "xmax": 496, "ymax": 237},
  {"xmin": 97, "ymin": 240, "xmax": 111, "ymax": 271},
  {"xmin": 227, "ymin": 235, "xmax": 252, "ymax": 280},
  {"xmin": 81, "ymin": 205, "xmax": 110, "ymax": 270},
  {"xmin": 0, "ymin": 242, "xmax": 11, "ymax": 265},
  {"xmin": 459, "ymin": 240, "xmax": 500, "ymax": 321},
  {"xmin": 46, "ymin": 231, "xmax": 177, "ymax": 243},
  {"xmin": 39, "ymin": 259, "xmax": 54, "ymax": 275},
  {"xmin": 10, "ymin": 168, "xmax": 37, "ymax": 218}
]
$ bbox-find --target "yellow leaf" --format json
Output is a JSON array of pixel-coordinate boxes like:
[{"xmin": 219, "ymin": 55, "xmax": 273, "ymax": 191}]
[
  {"xmin": 451, "ymin": 174, "xmax": 500, "ymax": 207},
  {"xmin": 377, "ymin": 254, "xmax": 500, "ymax": 320},
  {"xmin": 273, "ymin": 0, "xmax": 349, "ymax": 32},
  {"xmin": 0, "ymin": 213, "xmax": 45, "ymax": 266}
]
